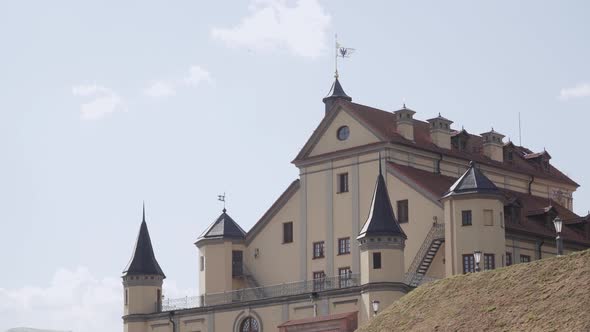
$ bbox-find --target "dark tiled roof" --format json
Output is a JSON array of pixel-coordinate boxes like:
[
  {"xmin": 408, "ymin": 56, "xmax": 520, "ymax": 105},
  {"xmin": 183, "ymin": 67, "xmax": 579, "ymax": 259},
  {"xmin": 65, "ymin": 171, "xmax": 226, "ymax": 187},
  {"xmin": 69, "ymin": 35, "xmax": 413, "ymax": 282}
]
[
  {"xmin": 442, "ymin": 162, "xmax": 499, "ymax": 198},
  {"xmin": 123, "ymin": 215, "xmax": 166, "ymax": 277},
  {"xmin": 387, "ymin": 162, "xmax": 590, "ymax": 245},
  {"xmin": 358, "ymin": 168, "xmax": 407, "ymax": 239},
  {"xmin": 322, "ymin": 77, "xmax": 352, "ymax": 102},
  {"xmin": 325, "ymin": 100, "xmax": 579, "ymax": 187},
  {"xmin": 197, "ymin": 209, "xmax": 246, "ymax": 241}
]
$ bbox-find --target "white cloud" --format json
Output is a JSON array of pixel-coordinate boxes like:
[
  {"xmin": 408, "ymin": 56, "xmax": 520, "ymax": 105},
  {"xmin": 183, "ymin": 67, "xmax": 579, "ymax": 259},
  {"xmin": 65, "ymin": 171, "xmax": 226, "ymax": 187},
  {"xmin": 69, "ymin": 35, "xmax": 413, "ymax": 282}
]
[
  {"xmin": 144, "ymin": 66, "xmax": 211, "ymax": 98},
  {"xmin": 0, "ymin": 267, "xmax": 194, "ymax": 332},
  {"xmin": 72, "ymin": 84, "xmax": 124, "ymax": 120},
  {"xmin": 559, "ymin": 83, "xmax": 590, "ymax": 100},
  {"xmin": 184, "ymin": 66, "xmax": 212, "ymax": 86},
  {"xmin": 211, "ymin": 0, "xmax": 331, "ymax": 58},
  {"xmin": 144, "ymin": 81, "xmax": 177, "ymax": 98}
]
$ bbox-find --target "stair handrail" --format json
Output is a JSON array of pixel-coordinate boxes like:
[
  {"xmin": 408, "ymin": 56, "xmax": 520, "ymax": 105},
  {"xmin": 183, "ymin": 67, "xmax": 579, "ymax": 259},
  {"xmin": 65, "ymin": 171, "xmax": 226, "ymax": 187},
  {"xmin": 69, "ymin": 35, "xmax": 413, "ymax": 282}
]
[{"xmin": 404, "ymin": 222, "xmax": 445, "ymax": 285}]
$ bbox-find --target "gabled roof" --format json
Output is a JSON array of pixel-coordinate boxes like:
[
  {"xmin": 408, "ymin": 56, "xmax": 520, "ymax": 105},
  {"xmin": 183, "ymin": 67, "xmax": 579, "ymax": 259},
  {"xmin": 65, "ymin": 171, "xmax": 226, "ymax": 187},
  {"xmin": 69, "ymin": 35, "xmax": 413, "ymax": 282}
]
[
  {"xmin": 196, "ymin": 209, "xmax": 246, "ymax": 243},
  {"xmin": 358, "ymin": 165, "xmax": 407, "ymax": 239},
  {"xmin": 122, "ymin": 207, "xmax": 166, "ymax": 277},
  {"xmin": 294, "ymin": 99, "xmax": 578, "ymax": 187},
  {"xmin": 442, "ymin": 161, "xmax": 499, "ymax": 198}
]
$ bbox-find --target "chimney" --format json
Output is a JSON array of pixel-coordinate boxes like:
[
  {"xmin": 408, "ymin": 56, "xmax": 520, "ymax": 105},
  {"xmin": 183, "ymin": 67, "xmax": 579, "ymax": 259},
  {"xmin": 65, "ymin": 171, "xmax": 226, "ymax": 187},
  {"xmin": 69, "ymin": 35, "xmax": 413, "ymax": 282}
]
[
  {"xmin": 427, "ymin": 113, "xmax": 453, "ymax": 149},
  {"xmin": 394, "ymin": 105, "xmax": 416, "ymax": 141},
  {"xmin": 480, "ymin": 128, "xmax": 505, "ymax": 163}
]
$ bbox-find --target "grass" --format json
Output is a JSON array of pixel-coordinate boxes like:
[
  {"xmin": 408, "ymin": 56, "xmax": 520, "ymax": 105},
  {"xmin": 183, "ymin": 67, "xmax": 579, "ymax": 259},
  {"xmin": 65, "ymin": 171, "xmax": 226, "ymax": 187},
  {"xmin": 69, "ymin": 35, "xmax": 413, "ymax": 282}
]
[{"xmin": 357, "ymin": 249, "xmax": 590, "ymax": 332}]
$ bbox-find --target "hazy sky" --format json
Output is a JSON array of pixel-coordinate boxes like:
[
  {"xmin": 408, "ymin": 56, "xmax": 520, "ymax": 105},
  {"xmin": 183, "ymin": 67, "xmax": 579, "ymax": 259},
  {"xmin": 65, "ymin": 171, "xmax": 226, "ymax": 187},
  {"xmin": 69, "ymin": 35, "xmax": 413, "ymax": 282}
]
[{"xmin": 1, "ymin": 0, "xmax": 589, "ymax": 330}]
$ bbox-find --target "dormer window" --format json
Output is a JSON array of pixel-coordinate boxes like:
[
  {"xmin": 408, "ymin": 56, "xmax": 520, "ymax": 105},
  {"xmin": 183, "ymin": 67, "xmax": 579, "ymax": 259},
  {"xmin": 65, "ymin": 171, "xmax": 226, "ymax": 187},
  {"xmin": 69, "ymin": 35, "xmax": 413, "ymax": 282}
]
[{"xmin": 508, "ymin": 151, "xmax": 513, "ymax": 161}]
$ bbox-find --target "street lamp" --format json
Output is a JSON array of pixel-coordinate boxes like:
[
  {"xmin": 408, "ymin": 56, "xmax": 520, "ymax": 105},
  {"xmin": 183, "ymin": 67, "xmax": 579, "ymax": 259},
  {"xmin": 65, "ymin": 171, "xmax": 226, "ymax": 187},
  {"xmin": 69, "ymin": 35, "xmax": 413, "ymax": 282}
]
[
  {"xmin": 553, "ymin": 217, "xmax": 563, "ymax": 256},
  {"xmin": 473, "ymin": 250, "xmax": 482, "ymax": 272},
  {"xmin": 371, "ymin": 300, "xmax": 380, "ymax": 316}
]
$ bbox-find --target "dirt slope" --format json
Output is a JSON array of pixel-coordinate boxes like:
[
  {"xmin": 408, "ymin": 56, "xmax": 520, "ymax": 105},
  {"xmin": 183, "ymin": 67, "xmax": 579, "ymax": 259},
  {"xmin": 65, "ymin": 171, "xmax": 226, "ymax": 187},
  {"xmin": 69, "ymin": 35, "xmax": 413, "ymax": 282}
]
[{"xmin": 358, "ymin": 249, "xmax": 590, "ymax": 332}]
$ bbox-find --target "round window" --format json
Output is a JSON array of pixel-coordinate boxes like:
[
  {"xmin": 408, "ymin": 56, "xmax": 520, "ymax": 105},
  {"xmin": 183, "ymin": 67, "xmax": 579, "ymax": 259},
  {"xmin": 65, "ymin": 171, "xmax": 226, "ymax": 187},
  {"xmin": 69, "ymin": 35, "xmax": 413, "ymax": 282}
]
[{"xmin": 337, "ymin": 126, "xmax": 350, "ymax": 141}]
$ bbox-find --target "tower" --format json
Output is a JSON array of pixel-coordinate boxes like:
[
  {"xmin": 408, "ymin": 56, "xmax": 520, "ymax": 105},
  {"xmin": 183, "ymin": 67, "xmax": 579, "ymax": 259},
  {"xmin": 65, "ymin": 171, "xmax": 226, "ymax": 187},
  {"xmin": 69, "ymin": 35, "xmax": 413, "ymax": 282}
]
[
  {"xmin": 441, "ymin": 161, "xmax": 505, "ymax": 275},
  {"xmin": 322, "ymin": 76, "xmax": 352, "ymax": 114},
  {"xmin": 195, "ymin": 208, "xmax": 246, "ymax": 305},
  {"xmin": 122, "ymin": 205, "xmax": 166, "ymax": 332},
  {"xmin": 357, "ymin": 162, "xmax": 407, "ymax": 321}
]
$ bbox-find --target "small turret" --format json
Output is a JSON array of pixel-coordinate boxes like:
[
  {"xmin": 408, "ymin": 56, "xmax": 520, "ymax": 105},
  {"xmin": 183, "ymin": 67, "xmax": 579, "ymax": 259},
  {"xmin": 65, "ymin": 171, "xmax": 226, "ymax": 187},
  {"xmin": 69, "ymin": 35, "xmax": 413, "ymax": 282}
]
[
  {"xmin": 122, "ymin": 204, "xmax": 165, "ymax": 318},
  {"xmin": 441, "ymin": 162, "xmax": 505, "ymax": 275},
  {"xmin": 322, "ymin": 77, "xmax": 352, "ymax": 114},
  {"xmin": 357, "ymin": 160, "xmax": 407, "ymax": 321},
  {"xmin": 394, "ymin": 105, "xmax": 416, "ymax": 141}
]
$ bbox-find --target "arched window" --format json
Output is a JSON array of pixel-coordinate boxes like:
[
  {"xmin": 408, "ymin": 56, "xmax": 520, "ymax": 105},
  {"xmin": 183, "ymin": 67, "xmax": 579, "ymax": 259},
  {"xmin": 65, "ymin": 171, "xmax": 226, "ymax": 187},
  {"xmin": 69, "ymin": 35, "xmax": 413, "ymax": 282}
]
[{"xmin": 240, "ymin": 316, "xmax": 260, "ymax": 332}]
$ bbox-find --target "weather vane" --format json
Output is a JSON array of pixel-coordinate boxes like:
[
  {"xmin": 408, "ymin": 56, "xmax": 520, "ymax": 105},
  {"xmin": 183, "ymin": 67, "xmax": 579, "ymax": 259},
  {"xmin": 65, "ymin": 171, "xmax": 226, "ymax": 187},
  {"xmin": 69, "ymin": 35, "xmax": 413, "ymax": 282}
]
[
  {"xmin": 334, "ymin": 34, "xmax": 355, "ymax": 79},
  {"xmin": 218, "ymin": 193, "xmax": 226, "ymax": 211}
]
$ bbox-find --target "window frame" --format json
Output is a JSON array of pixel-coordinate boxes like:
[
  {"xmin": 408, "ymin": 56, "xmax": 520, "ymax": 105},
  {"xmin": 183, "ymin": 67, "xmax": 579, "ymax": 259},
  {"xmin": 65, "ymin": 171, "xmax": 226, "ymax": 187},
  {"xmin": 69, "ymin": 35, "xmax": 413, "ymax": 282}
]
[
  {"xmin": 520, "ymin": 255, "xmax": 531, "ymax": 263},
  {"xmin": 312, "ymin": 241, "xmax": 325, "ymax": 259},
  {"xmin": 484, "ymin": 253, "xmax": 495, "ymax": 270},
  {"xmin": 373, "ymin": 252, "xmax": 382, "ymax": 269},
  {"xmin": 462, "ymin": 210, "xmax": 472, "ymax": 226},
  {"xmin": 462, "ymin": 254, "xmax": 475, "ymax": 273},
  {"xmin": 232, "ymin": 250, "xmax": 243, "ymax": 277},
  {"xmin": 283, "ymin": 221, "xmax": 293, "ymax": 244},
  {"xmin": 337, "ymin": 173, "xmax": 349, "ymax": 193},
  {"xmin": 337, "ymin": 237, "xmax": 351, "ymax": 255},
  {"xmin": 313, "ymin": 271, "xmax": 326, "ymax": 291},
  {"xmin": 338, "ymin": 267, "xmax": 352, "ymax": 288},
  {"xmin": 397, "ymin": 199, "xmax": 409, "ymax": 224},
  {"xmin": 506, "ymin": 252, "xmax": 512, "ymax": 266},
  {"xmin": 483, "ymin": 209, "xmax": 494, "ymax": 226}
]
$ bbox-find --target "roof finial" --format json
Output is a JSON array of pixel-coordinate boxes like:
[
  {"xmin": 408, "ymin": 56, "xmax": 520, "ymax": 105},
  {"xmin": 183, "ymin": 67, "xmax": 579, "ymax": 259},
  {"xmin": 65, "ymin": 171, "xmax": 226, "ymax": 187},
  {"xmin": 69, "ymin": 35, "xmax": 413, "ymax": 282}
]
[
  {"xmin": 438, "ymin": 112, "xmax": 441, "ymax": 117},
  {"xmin": 142, "ymin": 201, "xmax": 146, "ymax": 222},
  {"xmin": 218, "ymin": 193, "xmax": 226, "ymax": 213}
]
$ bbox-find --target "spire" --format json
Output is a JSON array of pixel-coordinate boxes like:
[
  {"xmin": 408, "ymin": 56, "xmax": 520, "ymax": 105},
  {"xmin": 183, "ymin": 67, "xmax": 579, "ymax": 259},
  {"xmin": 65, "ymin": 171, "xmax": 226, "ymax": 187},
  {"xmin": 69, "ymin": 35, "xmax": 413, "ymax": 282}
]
[
  {"xmin": 442, "ymin": 161, "xmax": 500, "ymax": 199},
  {"xmin": 122, "ymin": 206, "xmax": 166, "ymax": 278},
  {"xmin": 358, "ymin": 163, "xmax": 407, "ymax": 239},
  {"xmin": 322, "ymin": 77, "xmax": 352, "ymax": 114}
]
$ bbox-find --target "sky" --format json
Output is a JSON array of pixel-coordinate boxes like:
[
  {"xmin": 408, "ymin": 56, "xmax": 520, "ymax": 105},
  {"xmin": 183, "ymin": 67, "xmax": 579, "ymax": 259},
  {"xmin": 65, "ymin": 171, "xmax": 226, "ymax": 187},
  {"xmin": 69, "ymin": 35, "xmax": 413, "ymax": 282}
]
[{"xmin": 0, "ymin": 0, "xmax": 589, "ymax": 330}]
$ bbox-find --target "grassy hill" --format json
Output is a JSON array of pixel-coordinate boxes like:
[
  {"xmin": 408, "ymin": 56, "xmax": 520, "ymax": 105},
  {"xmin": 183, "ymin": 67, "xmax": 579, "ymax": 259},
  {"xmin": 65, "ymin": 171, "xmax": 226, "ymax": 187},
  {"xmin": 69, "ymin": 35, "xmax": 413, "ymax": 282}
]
[{"xmin": 358, "ymin": 249, "xmax": 590, "ymax": 332}]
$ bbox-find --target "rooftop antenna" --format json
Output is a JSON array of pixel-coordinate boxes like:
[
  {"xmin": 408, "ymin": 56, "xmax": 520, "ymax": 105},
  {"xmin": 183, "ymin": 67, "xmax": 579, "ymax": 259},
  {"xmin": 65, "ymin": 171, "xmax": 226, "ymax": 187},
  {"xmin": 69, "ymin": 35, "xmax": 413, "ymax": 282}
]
[
  {"xmin": 518, "ymin": 112, "xmax": 522, "ymax": 146},
  {"xmin": 217, "ymin": 193, "xmax": 226, "ymax": 212}
]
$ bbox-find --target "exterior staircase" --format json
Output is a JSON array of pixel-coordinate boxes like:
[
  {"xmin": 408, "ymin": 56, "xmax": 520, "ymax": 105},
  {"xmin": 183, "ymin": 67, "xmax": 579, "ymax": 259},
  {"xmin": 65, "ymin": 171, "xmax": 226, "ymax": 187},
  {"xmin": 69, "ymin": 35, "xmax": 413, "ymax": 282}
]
[
  {"xmin": 240, "ymin": 266, "xmax": 266, "ymax": 299},
  {"xmin": 405, "ymin": 223, "xmax": 445, "ymax": 287}
]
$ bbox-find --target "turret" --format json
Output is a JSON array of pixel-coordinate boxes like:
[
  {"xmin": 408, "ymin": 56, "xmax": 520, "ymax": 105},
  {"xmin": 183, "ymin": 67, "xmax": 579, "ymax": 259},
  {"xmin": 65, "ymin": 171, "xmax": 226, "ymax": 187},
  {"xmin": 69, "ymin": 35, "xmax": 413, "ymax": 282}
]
[
  {"xmin": 122, "ymin": 205, "xmax": 166, "ymax": 319},
  {"xmin": 357, "ymin": 161, "xmax": 407, "ymax": 321},
  {"xmin": 441, "ymin": 162, "xmax": 505, "ymax": 276},
  {"xmin": 322, "ymin": 76, "xmax": 352, "ymax": 114},
  {"xmin": 195, "ymin": 208, "xmax": 247, "ymax": 304}
]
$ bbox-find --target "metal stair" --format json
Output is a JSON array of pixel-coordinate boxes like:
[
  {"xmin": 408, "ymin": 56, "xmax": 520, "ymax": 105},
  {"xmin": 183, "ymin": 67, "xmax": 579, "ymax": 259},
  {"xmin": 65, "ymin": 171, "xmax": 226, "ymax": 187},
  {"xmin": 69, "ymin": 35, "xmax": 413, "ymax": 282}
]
[{"xmin": 405, "ymin": 223, "xmax": 445, "ymax": 287}]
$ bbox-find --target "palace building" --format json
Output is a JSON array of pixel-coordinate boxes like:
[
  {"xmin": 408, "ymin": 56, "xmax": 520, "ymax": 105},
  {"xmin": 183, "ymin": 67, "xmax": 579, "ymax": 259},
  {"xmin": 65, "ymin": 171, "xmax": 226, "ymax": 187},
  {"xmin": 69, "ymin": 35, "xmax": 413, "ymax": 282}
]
[{"xmin": 122, "ymin": 77, "xmax": 590, "ymax": 332}]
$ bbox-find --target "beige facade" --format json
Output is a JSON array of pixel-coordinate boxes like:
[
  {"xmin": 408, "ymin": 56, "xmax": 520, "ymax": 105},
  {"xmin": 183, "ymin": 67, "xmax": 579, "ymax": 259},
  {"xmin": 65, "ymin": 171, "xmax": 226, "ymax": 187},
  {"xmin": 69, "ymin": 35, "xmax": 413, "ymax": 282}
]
[{"xmin": 122, "ymin": 79, "xmax": 590, "ymax": 331}]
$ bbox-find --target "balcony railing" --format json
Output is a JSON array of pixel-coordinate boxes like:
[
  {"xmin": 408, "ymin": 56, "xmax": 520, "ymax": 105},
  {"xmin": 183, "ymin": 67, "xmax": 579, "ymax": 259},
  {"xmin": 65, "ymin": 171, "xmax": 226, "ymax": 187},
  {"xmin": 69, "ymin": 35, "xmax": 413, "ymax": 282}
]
[{"xmin": 162, "ymin": 274, "xmax": 360, "ymax": 311}]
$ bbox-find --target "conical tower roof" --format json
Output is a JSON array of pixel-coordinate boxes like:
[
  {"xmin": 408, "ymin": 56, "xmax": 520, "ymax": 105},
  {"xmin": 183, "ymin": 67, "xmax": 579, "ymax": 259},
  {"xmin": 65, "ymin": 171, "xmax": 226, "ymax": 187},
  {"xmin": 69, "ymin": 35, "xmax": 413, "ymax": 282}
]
[
  {"xmin": 358, "ymin": 163, "xmax": 407, "ymax": 239},
  {"xmin": 442, "ymin": 161, "xmax": 499, "ymax": 199},
  {"xmin": 196, "ymin": 209, "xmax": 246, "ymax": 245},
  {"xmin": 122, "ymin": 205, "xmax": 165, "ymax": 277},
  {"xmin": 322, "ymin": 77, "xmax": 352, "ymax": 103}
]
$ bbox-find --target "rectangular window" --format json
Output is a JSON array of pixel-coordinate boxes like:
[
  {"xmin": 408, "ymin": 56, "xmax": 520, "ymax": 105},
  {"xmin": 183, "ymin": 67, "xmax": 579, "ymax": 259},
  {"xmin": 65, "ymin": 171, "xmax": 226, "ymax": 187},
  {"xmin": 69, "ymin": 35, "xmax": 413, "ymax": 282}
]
[
  {"xmin": 338, "ymin": 237, "xmax": 351, "ymax": 255},
  {"xmin": 397, "ymin": 200, "xmax": 409, "ymax": 223},
  {"xmin": 125, "ymin": 289, "xmax": 128, "ymax": 305},
  {"xmin": 462, "ymin": 210, "xmax": 472, "ymax": 226},
  {"xmin": 283, "ymin": 222, "xmax": 293, "ymax": 243},
  {"xmin": 338, "ymin": 173, "xmax": 349, "ymax": 193},
  {"xmin": 506, "ymin": 252, "xmax": 512, "ymax": 266},
  {"xmin": 232, "ymin": 251, "xmax": 243, "ymax": 277},
  {"xmin": 313, "ymin": 271, "xmax": 326, "ymax": 291},
  {"xmin": 338, "ymin": 267, "xmax": 352, "ymax": 288},
  {"xmin": 484, "ymin": 254, "xmax": 495, "ymax": 270},
  {"xmin": 520, "ymin": 255, "xmax": 531, "ymax": 263},
  {"xmin": 157, "ymin": 289, "xmax": 162, "ymax": 312},
  {"xmin": 484, "ymin": 209, "xmax": 494, "ymax": 226},
  {"xmin": 200, "ymin": 256, "xmax": 205, "ymax": 271},
  {"xmin": 313, "ymin": 241, "xmax": 325, "ymax": 259},
  {"xmin": 373, "ymin": 252, "xmax": 382, "ymax": 269},
  {"xmin": 463, "ymin": 254, "xmax": 475, "ymax": 273}
]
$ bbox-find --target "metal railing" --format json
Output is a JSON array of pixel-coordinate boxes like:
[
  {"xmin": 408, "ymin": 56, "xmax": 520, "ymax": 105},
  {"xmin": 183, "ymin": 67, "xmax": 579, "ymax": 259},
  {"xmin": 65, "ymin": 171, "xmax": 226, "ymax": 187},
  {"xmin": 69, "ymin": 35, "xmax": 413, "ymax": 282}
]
[
  {"xmin": 161, "ymin": 274, "xmax": 360, "ymax": 311},
  {"xmin": 403, "ymin": 272, "xmax": 440, "ymax": 286},
  {"xmin": 405, "ymin": 223, "xmax": 445, "ymax": 286}
]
